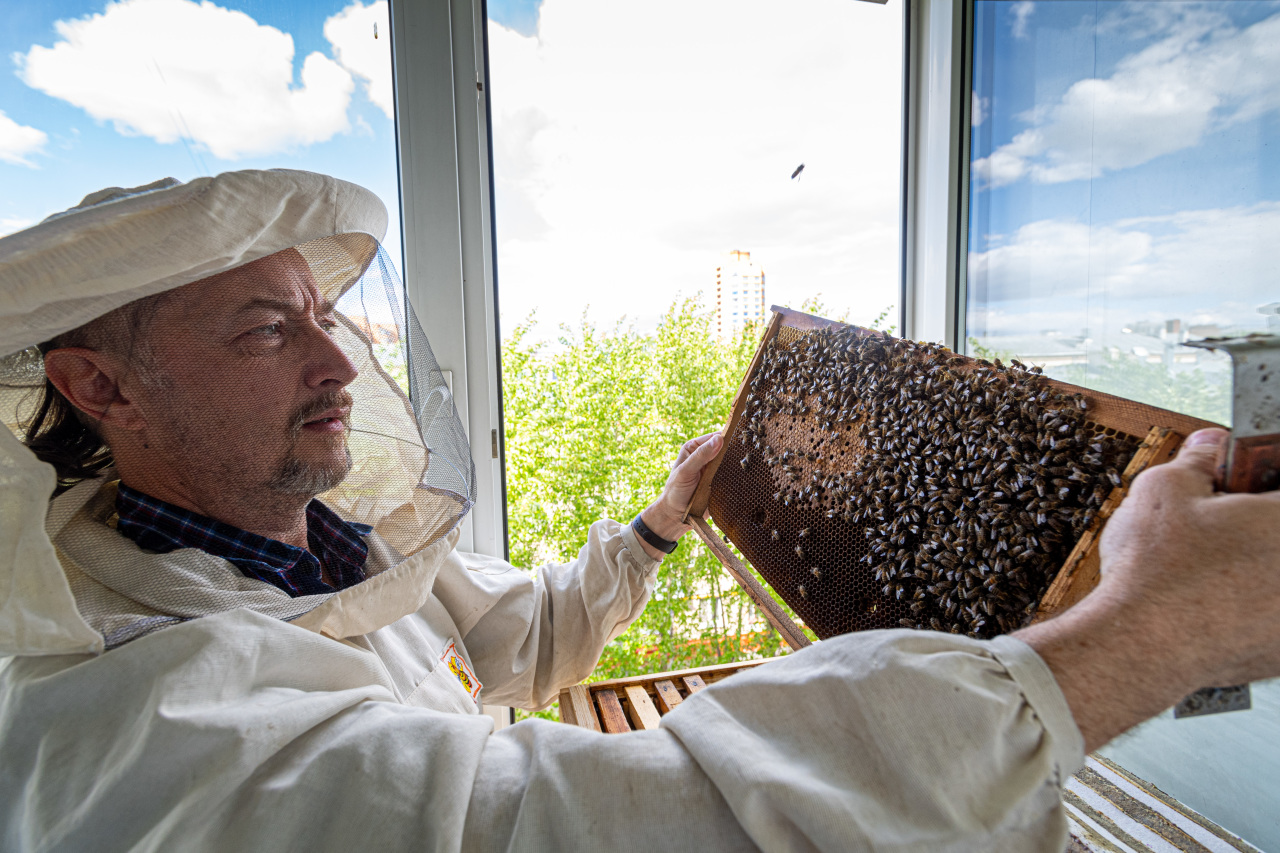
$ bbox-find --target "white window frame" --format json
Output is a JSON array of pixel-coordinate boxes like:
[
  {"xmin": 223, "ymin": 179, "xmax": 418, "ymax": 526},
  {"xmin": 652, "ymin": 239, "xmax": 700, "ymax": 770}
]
[
  {"xmin": 900, "ymin": 0, "xmax": 969, "ymax": 349},
  {"xmin": 387, "ymin": 0, "xmax": 506, "ymax": 562}
]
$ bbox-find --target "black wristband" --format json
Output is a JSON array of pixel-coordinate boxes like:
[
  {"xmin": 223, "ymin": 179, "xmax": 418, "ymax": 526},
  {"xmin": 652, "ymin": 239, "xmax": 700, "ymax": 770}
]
[{"xmin": 632, "ymin": 514, "xmax": 679, "ymax": 554}]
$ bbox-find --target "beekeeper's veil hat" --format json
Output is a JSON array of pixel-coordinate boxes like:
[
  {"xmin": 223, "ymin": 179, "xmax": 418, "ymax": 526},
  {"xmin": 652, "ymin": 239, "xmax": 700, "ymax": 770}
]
[{"xmin": 0, "ymin": 169, "xmax": 476, "ymax": 656}]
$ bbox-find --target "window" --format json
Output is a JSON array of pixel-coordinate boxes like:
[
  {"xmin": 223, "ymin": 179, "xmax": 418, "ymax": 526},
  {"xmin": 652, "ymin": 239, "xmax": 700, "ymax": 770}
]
[{"xmin": 964, "ymin": 2, "xmax": 1279, "ymax": 847}]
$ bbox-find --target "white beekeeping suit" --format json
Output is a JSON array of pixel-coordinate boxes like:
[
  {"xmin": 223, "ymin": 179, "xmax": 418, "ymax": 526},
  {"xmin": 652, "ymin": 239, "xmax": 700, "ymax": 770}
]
[{"xmin": 0, "ymin": 170, "xmax": 1084, "ymax": 852}]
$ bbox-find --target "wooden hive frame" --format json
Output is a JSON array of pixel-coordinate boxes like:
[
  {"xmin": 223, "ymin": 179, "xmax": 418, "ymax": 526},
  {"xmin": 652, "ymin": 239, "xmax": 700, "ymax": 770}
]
[{"xmin": 682, "ymin": 306, "xmax": 1220, "ymax": 650}]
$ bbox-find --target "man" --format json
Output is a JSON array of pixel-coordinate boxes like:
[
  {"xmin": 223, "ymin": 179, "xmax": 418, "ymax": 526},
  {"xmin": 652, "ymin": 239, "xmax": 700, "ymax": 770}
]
[{"xmin": 1, "ymin": 169, "xmax": 1277, "ymax": 852}]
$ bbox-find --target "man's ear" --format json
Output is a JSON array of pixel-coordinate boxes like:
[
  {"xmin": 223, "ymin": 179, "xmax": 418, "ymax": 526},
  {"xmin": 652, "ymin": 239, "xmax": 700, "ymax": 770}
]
[{"xmin": 43, "ymin": 348, "xmax": 146, "ymax": 431}]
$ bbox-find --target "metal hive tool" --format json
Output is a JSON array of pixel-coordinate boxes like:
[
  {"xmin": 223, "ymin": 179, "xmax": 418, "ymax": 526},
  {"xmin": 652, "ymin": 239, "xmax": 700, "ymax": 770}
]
[{"xmin": 686, "ymin": 307, "xmax": 1220, "ymax": 648}]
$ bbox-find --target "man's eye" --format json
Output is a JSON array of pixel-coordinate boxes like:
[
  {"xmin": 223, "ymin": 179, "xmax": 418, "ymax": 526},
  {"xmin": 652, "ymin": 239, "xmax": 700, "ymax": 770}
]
[
  {"xmin": 251, "ymin": 322, "xmax": 284, "ymax": 337},
  {"xmin": 320, "ymin": 317, "xmax": 340, "ymax": 335}
]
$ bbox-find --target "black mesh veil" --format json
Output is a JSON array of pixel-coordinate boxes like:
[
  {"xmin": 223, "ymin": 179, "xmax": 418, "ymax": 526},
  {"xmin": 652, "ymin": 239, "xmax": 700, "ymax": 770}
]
[
  {"xmin": 302, "ymin": 235, "xmax": 477, "ymax": 554},
  {"xmin": 1, "ymin": 234, "xmax": 476, "ymax": 558}
]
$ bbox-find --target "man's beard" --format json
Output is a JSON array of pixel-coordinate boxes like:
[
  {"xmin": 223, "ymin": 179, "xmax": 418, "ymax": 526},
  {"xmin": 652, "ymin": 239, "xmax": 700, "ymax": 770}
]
[
  {"xmin": 266, "ymin": 390, "xmax": 354, "ymax": 496},
  {"xmin": 267, "ymin": 447, "xmax": 353, "ymax": 495}
]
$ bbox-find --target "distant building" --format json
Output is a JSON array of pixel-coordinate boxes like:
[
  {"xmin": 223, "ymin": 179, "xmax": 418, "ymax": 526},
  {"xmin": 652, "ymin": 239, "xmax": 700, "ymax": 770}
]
[{"xmin": 716, "ymin": 250, "xmax": 766, "ymax": 340}]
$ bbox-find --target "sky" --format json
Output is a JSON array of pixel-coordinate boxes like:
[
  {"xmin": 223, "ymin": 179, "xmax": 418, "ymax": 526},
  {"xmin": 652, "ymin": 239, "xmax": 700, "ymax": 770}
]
[
  {"xmin": 965, "ymin": 0, "xmax": 1280, "ymax": 352},
  {"xmin": 484, "ymin": 0, "xmax": 905, "ymax": 338},
  {"xmin": 0, "ymin": 0, "xmax": 403, "ymax": 264},
  {"xmin": 0, "ymin": 0, "xmax": 906, "ymax": 345}
]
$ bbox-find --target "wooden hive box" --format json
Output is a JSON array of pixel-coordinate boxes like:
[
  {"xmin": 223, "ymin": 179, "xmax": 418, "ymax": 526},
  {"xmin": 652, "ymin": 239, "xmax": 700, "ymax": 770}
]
[{"xmin": 558, "ymin": 659, "xmax": 780, "ymax": 733}]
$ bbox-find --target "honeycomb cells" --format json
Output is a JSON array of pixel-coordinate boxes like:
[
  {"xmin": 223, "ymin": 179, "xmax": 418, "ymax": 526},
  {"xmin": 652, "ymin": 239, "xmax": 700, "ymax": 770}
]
[{"xmin": 708, "ymin": 325, "xmax": 1140, "ymax": 640}]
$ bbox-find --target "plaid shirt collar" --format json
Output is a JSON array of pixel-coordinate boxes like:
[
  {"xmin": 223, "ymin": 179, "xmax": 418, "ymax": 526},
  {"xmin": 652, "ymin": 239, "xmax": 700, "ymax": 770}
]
[{"xmin": 115, "ymin": 482, "xmax": 373, "ymax": 598}]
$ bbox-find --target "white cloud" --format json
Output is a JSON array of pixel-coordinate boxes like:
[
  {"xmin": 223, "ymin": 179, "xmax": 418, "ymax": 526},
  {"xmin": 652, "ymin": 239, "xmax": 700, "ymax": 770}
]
[
  {"xmin": 16, "ymin": 0, "xmax": 354, "ymax": 160},
  {"xmin": 1010, "ymin": 1, "xmax": 1034, "ymax": 40},
  {"xmin": 969, "ymin": 219, "xmax": 1152, "ymax": 303},
  {"xmin": 325, "ymin": 1, "xmax": 393, "ymax": 119},
  {"xmin": 974, "ymin": 9, "xmax": 1280, "ymax": 187},
  {"xmin": 486, "ymin": 0, "xmax": 904, "ymax": 336},
  {"xmin": 969, "ymin": 203, "xmax": 1280, "ymax": 311},
  {"xmin": 0, "ymin": 110, "xmax": 48, "ymax": 167},
  {"xmin": 0, "ymin": 217, "xmax": 36, "ymax": 237},
  {"xmin": 971, "ymin": 91, "xmax": 989, "ymax": 127}
]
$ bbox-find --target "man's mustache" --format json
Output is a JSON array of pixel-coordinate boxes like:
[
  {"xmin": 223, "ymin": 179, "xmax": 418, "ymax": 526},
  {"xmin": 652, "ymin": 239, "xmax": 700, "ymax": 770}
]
[{"xmin": 288, "ymin": 391, "xmax": 354, "ymax": 436}]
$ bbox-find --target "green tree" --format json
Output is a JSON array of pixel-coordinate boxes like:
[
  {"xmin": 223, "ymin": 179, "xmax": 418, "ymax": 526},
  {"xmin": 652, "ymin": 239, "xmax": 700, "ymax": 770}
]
[{"xmin": 501, "ymin": 300, "xmax": 896, "ymax": 720}]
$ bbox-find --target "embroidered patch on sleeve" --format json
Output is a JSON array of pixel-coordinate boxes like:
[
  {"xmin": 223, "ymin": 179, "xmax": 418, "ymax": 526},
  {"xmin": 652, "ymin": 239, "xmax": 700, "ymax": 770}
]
[{"xmin": 440, "ymin": 639, "xmax": 483, "ymax": 701}]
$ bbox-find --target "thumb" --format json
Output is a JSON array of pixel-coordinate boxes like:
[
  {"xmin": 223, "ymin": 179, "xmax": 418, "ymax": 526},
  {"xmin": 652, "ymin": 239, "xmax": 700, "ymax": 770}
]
[
  {"xmin": 676, "ymin": 433, "xmax": 723, "ymax": 480},
  {"xmin": 1171, "ymin": 428, "xmax": 1228, "ymax": 486}
]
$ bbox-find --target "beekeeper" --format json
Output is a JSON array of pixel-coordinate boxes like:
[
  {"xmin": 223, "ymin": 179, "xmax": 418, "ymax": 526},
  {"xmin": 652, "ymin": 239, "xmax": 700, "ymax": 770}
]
[{"xmin": 2, "ymin": 169, "xmax": 1278, "ymax": 852}]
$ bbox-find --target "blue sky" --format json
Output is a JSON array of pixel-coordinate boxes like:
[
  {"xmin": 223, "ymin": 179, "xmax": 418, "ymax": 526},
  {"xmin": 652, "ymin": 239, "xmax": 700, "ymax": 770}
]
[
  {"xmin": 0, "ymin": 0, "xmax": 402, "ymax": 268},
  {"xmin": 966, "ymin": 0, "xmax": 1280, "ymax": 346},
  {"xmin": 486, "ymin": 0, "xmax": 541, "ymax": 37},
  {"xmin": 0, "ymin": 0, "xmax": 539, "ymax": 234}
]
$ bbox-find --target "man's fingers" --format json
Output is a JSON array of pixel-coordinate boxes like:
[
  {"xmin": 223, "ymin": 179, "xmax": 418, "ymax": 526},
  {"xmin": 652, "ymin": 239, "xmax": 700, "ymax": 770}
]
[{"xmin": 1170, "ymin": 428, "xmax": 1229, "ymax": 491}]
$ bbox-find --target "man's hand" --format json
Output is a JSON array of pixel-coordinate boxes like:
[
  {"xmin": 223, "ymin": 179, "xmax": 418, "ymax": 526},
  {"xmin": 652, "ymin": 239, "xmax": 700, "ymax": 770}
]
[
  {"xmin": 635, "ymin": 433, "xmax": 723, "ymax": 560},
  {"xmin": 1015, "ymin": 428, "xmax": 1280, "ymax": 752}
]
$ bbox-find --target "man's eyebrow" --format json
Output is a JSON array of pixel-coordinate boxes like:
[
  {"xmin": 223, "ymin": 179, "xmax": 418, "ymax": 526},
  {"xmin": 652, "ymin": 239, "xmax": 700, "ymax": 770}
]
[{"xmin": 233, "ymin": 298, "xmax": 337, "ymax": 315}]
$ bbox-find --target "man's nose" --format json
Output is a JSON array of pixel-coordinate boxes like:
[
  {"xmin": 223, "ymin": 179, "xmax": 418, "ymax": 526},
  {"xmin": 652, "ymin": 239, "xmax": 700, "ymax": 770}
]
[{"xmin": 302, "ymin": 321, "xmax": 358, "ymax": 390}]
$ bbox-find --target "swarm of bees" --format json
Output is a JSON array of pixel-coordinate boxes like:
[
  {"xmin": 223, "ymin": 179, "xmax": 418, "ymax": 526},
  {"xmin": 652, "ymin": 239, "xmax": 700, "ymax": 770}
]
[{"xmin": 729, "ymin": 326, "xmax": 1137, "ymax": 639}]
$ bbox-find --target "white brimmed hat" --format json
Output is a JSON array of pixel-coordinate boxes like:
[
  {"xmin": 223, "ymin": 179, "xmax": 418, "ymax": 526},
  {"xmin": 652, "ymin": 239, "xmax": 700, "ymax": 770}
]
[{"xmin": 0, "ymin": 169, "xmax": 387, "ymax": 358}]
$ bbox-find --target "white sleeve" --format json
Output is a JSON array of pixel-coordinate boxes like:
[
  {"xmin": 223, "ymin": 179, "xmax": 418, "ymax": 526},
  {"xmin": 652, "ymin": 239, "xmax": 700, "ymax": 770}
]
[
  {"xmin": 0, "ymin": 613, "xmax": 1083, "ymax": 853},
  {"xmin": 465, "ymin": 630, "xmax": 1085, "ymax": 852},
  {"xmin": 431, "ymin": 517, "xmax": 660, "ymax": 710}
]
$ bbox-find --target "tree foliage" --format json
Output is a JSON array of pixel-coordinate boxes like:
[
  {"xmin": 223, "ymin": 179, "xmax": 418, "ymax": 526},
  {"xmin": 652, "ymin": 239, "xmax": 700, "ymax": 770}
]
[{"xmin": 502, "ymin": 301, "xmax": 792, "ymax": 710}]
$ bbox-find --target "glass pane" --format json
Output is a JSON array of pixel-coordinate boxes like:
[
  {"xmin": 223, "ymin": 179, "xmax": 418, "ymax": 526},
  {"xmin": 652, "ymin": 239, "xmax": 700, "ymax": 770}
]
[
  {"xmin": 487, "ymin": 0, "xmax": 904, "ymax": 705},
  {"xmin": 967, "ymin": 2, "xmax": 1278, "ymax": 847},
  {"xmin": 966, "ymin": 0, "xmax": 1280, "ymax": 427},
  {"xmin": 1, "ymin": 0, "xmax": 402, "ymax": 266}
]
